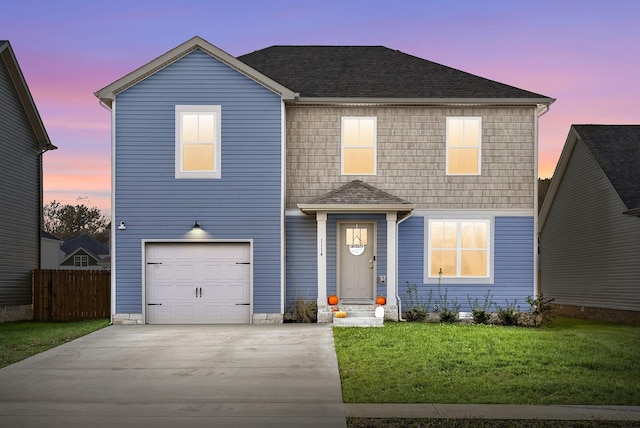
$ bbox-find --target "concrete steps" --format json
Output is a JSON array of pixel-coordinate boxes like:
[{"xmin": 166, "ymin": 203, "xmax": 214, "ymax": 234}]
[{"xmin": 331, "ymin": 304, "xmax": 384, "ymax": 327}]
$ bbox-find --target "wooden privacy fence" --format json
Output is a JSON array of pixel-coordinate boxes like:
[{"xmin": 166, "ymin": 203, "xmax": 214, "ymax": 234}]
[{"xmin": 33, "ymin": 270, "xmax": 110, "ymax": 321}]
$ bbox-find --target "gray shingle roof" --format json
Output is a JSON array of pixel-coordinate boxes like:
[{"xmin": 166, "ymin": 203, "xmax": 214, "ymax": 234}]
[
  {"xmin": 238, "ymin": 46, "xmax": 552, "ymax": 100},
  {"xmin": 61, "ymin": 234, "xmax": 109, "ymax": 256},
  {"xmin": 305, "ymin": 180, "xmax": 413, "ymax": 205},
  {"xmin": 574, "ymin": 125, "xmax": 640, "ymax": 211}
]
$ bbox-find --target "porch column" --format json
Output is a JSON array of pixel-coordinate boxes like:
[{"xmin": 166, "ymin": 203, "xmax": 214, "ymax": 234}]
[
  {"xmin": 386, "ymin": 212, "xmax": 397, "ymax": 310},
  {"xmin": 316, "ymin": 211, "xmax": 327, "ymax": 309}
]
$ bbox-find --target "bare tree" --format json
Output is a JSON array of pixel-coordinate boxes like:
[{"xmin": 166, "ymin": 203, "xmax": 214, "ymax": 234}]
[{"xmin": 43, "ymin": 200, "xmax": 110, "ymax": 244}]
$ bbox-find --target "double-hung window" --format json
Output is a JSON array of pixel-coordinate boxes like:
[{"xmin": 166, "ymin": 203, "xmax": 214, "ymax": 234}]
[
  {"xmin": 426, "ymin": 219, "xmax": 491, "ymax": 280},
  {"xmin": 175, "ymin": 105, "xmax": 221, "ymax": 179},
  {"xmin": 342, "ymin": 117, "xmax": 376, "ymax": 175},
  {"xmin": 446, "ymin": 117, "xmax": 481, "ymax": 175},
  {"xmin": 74, "ymin": 255, "xmax": 88, "ymax": 267}
]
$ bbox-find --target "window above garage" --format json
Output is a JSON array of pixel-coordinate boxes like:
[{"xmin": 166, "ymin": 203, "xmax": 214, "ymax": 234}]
[{"xmin": 175, "ymin": 105, "xmax": 221, "ymax": 179}]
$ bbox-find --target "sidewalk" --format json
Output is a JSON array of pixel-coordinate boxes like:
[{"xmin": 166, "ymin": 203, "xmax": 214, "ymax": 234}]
[{"xmin": 345, "ymin": 403, "xmax": 640, "ymax": 421}]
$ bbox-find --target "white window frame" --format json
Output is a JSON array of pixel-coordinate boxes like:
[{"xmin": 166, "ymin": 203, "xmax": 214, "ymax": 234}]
[
  {"xmin": 341, "ymin": 116, "xmax": 377, "ymax": 175},
  {"xmin": 175, "ymin": 105, "xmax": 222, "ymax": 179},
  {"xmin": 446, "ymin": 116, "xmax": 482, "ymax": 176},
  {"xmin": 424, "ymin": 217, "xmax": 494, "ymax": 284},
  {"xmin": 74, "ymin": 255, "xmax": 89, "ymax": 267}
]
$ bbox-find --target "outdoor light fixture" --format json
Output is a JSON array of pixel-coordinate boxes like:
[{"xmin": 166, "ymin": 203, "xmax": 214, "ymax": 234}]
[
  {"xmin": 118, "ymin": 221, "xmax": 126, "ymax": 230},
  {"xmin": 192, "ymin": 220, "xmax": 201, "ymax": 230}
]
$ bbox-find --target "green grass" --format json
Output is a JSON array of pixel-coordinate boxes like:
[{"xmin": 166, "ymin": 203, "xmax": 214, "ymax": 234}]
[
  {"xmin": 0, "ymin": 318, "xmax": 109, "ymax": 368},
  {"xmin": 334, "ymin": 317, "xmax": 640, "ymax": 405},
  {"xmin": 348, "ymin": 418, "xmax": 640, "ymax": 427}
]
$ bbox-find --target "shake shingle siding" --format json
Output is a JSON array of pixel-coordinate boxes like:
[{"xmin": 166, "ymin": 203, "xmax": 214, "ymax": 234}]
[
  {"xmin": 286, "ymin": 106, "xmax": 536, "ymax": 210},
  {"xmin": 114, "ymin": 50, "xmax": 283, "ymax": 314},
  {"xmin": 0, "ymin": 56, "xmax": 40, "ymax": 307}
]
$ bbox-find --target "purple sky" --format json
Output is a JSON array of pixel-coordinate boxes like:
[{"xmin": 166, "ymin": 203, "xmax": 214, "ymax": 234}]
[{"xmin": 3, "ymin": 0, "xmax": 639, "ymax": 213}]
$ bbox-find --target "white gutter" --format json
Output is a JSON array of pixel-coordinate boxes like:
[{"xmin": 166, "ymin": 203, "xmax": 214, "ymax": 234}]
[{"xmin": 395, "ymin": 211, "xmax": 414, "ymax": 321}]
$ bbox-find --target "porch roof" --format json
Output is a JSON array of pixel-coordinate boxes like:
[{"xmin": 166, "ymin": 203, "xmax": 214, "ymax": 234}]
[{"xmin": 297, "ymin": 180, "xmax": 416, "ymax": 214}]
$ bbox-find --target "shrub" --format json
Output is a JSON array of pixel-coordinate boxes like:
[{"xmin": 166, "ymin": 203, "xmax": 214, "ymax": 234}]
[
  {"xmin": 496, "ymin": 299, "xmax": 520, "ymax": 326},
  {"xmin": 436, "ymin": 279, "xmax": 460, "ymax": 323},
  {"xmin": 289, "ymin": 299, "xmax": 317, "ymax": 323},
  {"xmin": 405, "ymin": 282, "xmax": 430, "ymax": 322},
  {"xmin": 467, "ymin": 290, "xmax": 495, "ymax": 324},
  {"xmin": 524, "ymin": 293, "xmax": 556, "ymax": 327}
]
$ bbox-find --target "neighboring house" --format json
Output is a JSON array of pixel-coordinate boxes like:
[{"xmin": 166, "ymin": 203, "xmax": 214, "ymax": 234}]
[
  {"xmin": 40, "ymin": 230, "xmax": 63, "ymax": 269},
  {"xmin": 95, "ymin": 36, "xmax": 554, "ymax": 325},
  {"xmin": 0, "ymin": 41, "xmax": 56, "ymax": 322},
  {"xmin": 59, "ymin": 234, "xmax": 110, "ymax": 270},
  {"xmin": 539, "ymin": 125, "xmax": 640, "ymax": 325}
]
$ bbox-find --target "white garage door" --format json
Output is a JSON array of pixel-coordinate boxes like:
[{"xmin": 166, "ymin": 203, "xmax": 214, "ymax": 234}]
[{"xmin": 145, "ymin": 242, "xmax": 251, "ymax": 324}]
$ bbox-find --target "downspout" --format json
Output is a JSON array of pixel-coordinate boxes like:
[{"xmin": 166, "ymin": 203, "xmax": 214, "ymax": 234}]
[
  {"xmin": 395, "ymin": 211, "xmax": 414, "ymax": 321},
  {"xmin": 533, "ymin": 104, "xmax": 551, "ymax": 299},
  {"xmin": 99, "ymin": 99, "xmax": 116, "ymax": 324}
]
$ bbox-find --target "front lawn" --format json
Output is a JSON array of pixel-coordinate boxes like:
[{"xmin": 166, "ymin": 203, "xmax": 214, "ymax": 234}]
[
  {"xmin": 0, "ymin": 319, "xmax": 109, "ymax": 368},
  {"xmin": 334, "ymin": 317, "xmax": 640, "ymax": 405}
]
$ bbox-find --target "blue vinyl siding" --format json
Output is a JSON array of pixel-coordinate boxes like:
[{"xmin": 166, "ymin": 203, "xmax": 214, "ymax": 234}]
[
  {"xmin": 285, "ymin": 213, "xmax": 387, "ymax": 305},
  {"xmin": 114, "ymin": 49, "xmax": 282, "ymax": 314},
  {"xmin": 398, "ymin": 216, "xmax": 534, "ymax": 312}
]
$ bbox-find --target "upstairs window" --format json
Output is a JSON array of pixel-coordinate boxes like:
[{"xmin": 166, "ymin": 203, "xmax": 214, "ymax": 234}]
[
  {"xmin": 342, "ymin": 117, "xmax": 376, "ymax": 175},
  {"xmin": 446, "ymin": 117, "xmax": 481, "ymax": 175},
  {"xmin": 176, "ymin": 105, "xmax": 221, "ymax": 179}
]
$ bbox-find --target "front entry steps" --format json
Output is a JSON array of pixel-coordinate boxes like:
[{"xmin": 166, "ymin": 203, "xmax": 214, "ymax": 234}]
[{"xmin": 331, "ymin": 304, "xmax": 384, "ymax": 327}]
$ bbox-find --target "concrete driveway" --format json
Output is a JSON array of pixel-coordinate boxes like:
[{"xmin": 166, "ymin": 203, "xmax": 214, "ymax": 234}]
[{"xmin": 0, "ymin": 324, "xmax": 347, "ymax": 428}]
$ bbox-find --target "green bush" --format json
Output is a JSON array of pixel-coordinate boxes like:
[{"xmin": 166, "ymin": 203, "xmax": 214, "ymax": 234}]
[
  {"xmin": 525, "ymin": 293, "xmax": 556, "ymax": 327},
  {"xmin": 496, "ymin": 299, "xmax": 520, "ymax": 326},
  {"xmin": 405, "ymin": 282, "xmax": 430, "ymax": 322},
  {"xmin": 467, "ymin": 290, "xmax": 494, "ymax": 324}
]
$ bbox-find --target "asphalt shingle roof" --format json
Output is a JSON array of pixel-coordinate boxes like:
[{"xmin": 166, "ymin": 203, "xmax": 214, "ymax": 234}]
[
  {"xmin": 61, "ymin": 234, "xmax": 109, "ymax": 256},
  {"xmin": 305, "ymin": 180, "xmax": 413, "ymax": 205},
  {"xmin": 238, "ymin": 46, "xmax": 552, "ymax": 100},
  {"xmin": 574, "ymin": 125, "xmax": 640, "ymax": 210}
]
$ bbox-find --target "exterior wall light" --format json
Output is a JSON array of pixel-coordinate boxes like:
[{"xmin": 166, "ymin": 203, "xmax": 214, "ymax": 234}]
[{"xmin": 193, "ymin": 220, "xmax": 201, "ymax": 230}]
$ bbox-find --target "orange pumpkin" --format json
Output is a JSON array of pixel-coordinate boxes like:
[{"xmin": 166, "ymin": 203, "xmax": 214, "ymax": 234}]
[
  {"xmin": 335, "ymin": 311, "xmax": 347, "ymax": 318},
  {"xmin": 328, "ymin": 295, "xmax": 339, "ymax": 305},
  {"xmin": 376, "ymin": 296, "xmax": 387, "ymax": 305}
]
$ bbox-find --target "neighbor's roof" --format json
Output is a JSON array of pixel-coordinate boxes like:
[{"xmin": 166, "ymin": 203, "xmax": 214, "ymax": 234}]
[
  {"xmin": 298, "ymin": 180, "xmax": 416, "ymax": 214},
  {"xmin": 239, "ymin": 45, "xmax": 554, "ymax": 104},
  {"xmin": 539, "ymin": 125, "xmax": 640, "ymax": 229},
  {"xmin": 575, "ymin": 125, "xmax": 640, "ymax": 212},
  {"xmin": 0, "ymin": 41, "xmax": 55, "ymax": 151},
  {"xmin": 61, "ymin": 234, "xmax": 109, "ymax": 256}
]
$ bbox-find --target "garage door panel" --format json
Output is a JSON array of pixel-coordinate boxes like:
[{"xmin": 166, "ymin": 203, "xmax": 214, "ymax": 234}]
[{"xmin": 146, "ymin": 243, "xmax": 251, "ymax": 324}]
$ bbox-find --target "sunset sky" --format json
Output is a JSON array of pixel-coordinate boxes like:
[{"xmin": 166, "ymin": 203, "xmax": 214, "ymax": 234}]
[{"xmin": 3, "ymin": 0, "xmax": 638, "ymax": 214}]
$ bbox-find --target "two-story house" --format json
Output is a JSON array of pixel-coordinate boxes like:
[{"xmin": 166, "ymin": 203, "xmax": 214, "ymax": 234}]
[
  {"xmin": 1, "ymin": 41, "xmax": 56, "ymax": 322},
  {"xmin": 96, "ymin": 37, "xmax": 554, "ymax": 324}
]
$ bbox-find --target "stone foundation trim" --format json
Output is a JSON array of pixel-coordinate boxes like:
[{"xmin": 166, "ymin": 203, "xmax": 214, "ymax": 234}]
[
  {"xmin": 112, "ymin": 313, "xmax": 144, "ymax": 325},
  {"xmin": 252, "ymin": 313, "xmax": 284, "ymax": 324}
]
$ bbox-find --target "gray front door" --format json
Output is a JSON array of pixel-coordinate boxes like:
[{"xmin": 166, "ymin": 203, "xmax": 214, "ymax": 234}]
[{"xmin": 338, "ymin": 222, "xmax": 375, "ymax": 300}]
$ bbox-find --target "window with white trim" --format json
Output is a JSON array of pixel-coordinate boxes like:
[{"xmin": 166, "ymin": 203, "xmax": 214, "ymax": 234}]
[
  {"xmin": 342, "ymin": 117, "xmax": 376, "ymax": 175},
  {"xmin": 175, "ymin": 105, "xmax": 221, "ymax": 179},
  {"xmin": 427, "ymin": 219, "xmax": 490, "ymax": 279},
  {"xmin": 446, "ymin": 117, "xmax": 481, "ymax": 175},
  {"xmin": 74, "ymin": 255, "xmax": 89, "ymax": 267}
]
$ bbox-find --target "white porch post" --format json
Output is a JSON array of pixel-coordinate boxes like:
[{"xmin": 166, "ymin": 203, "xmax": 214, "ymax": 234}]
[
  {"xmin": 316, "ymin": 211, "xmax": 327, "ymax": 309},
  {"xmin": 386, "ymin": 212, "xmax": 398, "ymax": 315}
]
